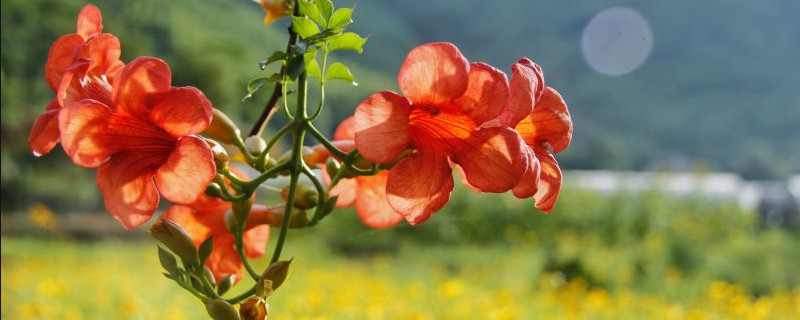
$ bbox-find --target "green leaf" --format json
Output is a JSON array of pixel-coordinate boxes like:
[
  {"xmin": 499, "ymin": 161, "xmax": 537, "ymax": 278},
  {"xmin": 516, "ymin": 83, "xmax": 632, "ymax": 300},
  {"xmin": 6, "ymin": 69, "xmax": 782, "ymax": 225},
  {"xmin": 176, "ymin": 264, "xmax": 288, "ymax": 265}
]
[
  {"xmin": 158, "ymin": 246, "xmax": 179, "ymax": 276},
  {"xmin": 198, "ymin": 236, "xmax": 213, "ymax": 265},
  {"xmin": 297, "ymin": 0, "xmax": 325, "ymax": 27},
  {"xmin": 291, "ymin": 16, "xmax": 320, "ymax": 39},
  {"xmin": 261, "ymin": 51, "xmax": 286, "ymax": 69},
  {"xmin": 328, "ymin": 32, "xmax": 366, "ymax": 53},
  {"xmin": 303, "ymin": 29, "xmax": 341, "ymax": 45},
  {"xmin": 316, "ymin": 0, "xmax": 333, "ymax": 21},
  {"xmin": 328, "ymin": 8, "xmax": 353, "ymax": 29},
  {"xmin": 304, "ymin": 52, "xmax": 322, "ymax": 79},
  {"xmin": 325, "ymin": 62, "xmax": 357, "ymax": 85},
  {"xmin": 286, "ymin": 55, "xmax": 306, "ymax": 81}
]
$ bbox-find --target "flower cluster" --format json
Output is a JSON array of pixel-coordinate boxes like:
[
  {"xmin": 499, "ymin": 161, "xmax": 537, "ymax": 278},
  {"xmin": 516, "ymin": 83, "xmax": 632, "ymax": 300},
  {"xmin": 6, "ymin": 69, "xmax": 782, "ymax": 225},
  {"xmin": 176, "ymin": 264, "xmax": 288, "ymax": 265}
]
[
  {"xmin": 31, "ymin": 5, "xmax": 217, "ymax": 230},
  {"xmin": 327, "ymin": 43, "xmax": 572, "ymax": 227},
  {"xmin": 32, "ymin": 3, "xmax": 573, "ymax": 319}
]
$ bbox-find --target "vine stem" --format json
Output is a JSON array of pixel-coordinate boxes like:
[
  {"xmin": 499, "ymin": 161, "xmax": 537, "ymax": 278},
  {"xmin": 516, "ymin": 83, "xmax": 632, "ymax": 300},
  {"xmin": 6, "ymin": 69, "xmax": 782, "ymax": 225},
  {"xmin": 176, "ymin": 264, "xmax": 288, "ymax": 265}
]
[{"xmin": 248, "ymin": 3, "xmax": 301, "ymax": 137}]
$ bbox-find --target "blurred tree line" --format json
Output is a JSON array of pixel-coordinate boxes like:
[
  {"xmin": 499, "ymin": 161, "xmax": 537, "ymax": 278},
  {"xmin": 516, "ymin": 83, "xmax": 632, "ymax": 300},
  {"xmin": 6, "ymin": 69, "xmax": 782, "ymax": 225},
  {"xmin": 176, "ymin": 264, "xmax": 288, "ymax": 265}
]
[{"xmin": 2, "ymin": 0, "xmax": 799, "ymax": 212}]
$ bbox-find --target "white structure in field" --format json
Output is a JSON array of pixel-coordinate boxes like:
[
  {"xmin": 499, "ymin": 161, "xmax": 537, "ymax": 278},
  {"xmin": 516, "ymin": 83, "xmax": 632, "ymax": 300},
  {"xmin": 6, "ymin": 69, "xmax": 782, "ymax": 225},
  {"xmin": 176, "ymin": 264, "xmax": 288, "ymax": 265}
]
[{"xmin": 564, "ymin": 171, "xmax": 800, "ymax": 212}]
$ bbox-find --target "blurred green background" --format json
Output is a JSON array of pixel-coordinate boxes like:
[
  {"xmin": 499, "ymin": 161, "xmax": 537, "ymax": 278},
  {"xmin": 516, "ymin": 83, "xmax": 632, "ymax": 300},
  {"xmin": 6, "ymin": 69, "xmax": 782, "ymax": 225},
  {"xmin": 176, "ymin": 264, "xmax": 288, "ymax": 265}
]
[{"xmin": 2, "ymin": 0, "xmax": 799, "ymax": 319}]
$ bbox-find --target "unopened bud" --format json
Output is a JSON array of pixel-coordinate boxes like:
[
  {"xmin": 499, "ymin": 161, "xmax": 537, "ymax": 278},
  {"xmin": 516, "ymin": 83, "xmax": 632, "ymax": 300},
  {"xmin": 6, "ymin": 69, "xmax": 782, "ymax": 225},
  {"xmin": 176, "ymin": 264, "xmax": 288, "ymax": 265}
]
[
  {"xmin": 325, "ymin": 158, "xmax": 341, "ymax": 179},
  {"xmin": 204, "ymin": 265, "xmax": 217, "ymax": 286},
  {"xmin": 259, "ymin": 259, "xmax": 292, "ymax": 295},
  {"xmin": 280, "ymin": 184, "xmax": 319, "ymax": 210},
  {"xmin": 150, "ymin": 220, "xmax": 198, "ymax": 264},
  {"xmin": 224, "ymin": 211, "xmax": 239, "ymax": 234},
  {"xmin": 245, "ymin": 136, "xmax": 267, "ymax": 155},
  {"xmin": 232, "ymin": 197, "xmax": 254, "ymax": 228},
  {"xmin": 269, "ymin": 207, "xmax": 309, "ymax": 229},
  {"xmin": 207, "ymin": 139, "xmax": 230, "ymax": 171},
  {"xmin": 205, "ymin": 299, "xmax": 240, "ymax": 320},
  {"xmin": 302, "ymin": 146, "xmax": 328, "ymax": 168},
  {"xmin": 206, "ymin": 183, "xmax": 225, "ymax": 198},
  {"xmin": 204, "ymin": 108, "xmax": 242, "ymax": 146},
  {"xmin": 217, "ymin": 274, "xmax": 236, "ymax": 296},
  {"xmin": 239, "ymin": 297, "xmax": 269, "ymax": 320}
]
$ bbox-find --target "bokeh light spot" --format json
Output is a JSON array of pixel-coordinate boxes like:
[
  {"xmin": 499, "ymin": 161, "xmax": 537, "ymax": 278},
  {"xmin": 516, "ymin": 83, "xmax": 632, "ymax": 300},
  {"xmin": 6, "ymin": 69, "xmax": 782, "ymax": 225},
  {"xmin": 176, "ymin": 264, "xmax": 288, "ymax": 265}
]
[{"xmin": 581, "ymin": 7, "xmax": 654, "ymax": 76}]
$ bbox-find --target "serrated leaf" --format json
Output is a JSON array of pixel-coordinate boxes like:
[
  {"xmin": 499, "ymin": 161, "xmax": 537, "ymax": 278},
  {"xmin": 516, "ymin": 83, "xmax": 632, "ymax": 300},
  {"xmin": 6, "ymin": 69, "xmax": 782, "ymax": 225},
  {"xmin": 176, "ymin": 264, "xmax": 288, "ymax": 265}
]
[
  {"xmin": 328, "ymin": 33, "xmax": 366, "ymax": 53},
  {"xmin": 297, "ymin": 0, "xmax": 325, "ymax": 27},
  {"xmin": 325, "ymin": 62, "xmax": 357, "ymax": 85},
  {"xmin": 291, "ymin": 16, "xmax": 320, "ymax": 39},
  {"xmin": 316, "ymin": 0, "xmax": 333, "ymax": 21},
  {"xmin": 328, "ymin": 8, "xmax": 353, "ymax": 29},
  {"xmin": 198, "ymin": 236, "xmax": 213, "ymax": 265},
  {"xmin": 158, "ymin": 246, "xmax": 179, "ymax": 276}
]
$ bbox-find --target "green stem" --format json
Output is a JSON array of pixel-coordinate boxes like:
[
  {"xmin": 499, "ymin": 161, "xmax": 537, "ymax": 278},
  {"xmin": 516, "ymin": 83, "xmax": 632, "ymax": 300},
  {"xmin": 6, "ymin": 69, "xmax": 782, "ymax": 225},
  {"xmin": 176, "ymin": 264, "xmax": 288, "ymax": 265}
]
[
  {"xmin": 226, "ymin": 287, "xmax": 256, "ymax": 305},
  {"xmin": 176, "ymin": 278, "xmax": 209, "ymax": 302},
  {"xmin": 307, "ymin": 47, "xmax": 328, "ymax": 121},
  {"xmin": 305, "ymin": 122, "xmax": 348, "ymax": 159},
  {"xmin": 270, "ymin": 72, "xmax": 308, "ymax": 264},
  {"xmin": 258, "ymin": 122, "xmax": 295, "ymax": 165},
  {"xmin": 235, "ymin": 229, "xmax": 260, "ymax": 280}
]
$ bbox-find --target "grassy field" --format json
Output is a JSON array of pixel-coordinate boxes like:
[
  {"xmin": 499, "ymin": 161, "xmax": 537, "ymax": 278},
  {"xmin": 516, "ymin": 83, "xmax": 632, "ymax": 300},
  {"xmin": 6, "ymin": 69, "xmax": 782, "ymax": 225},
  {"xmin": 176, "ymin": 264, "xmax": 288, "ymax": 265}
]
[{"xmin": 2, "ymin": 234, "xmax": 799, "ymax": 320}]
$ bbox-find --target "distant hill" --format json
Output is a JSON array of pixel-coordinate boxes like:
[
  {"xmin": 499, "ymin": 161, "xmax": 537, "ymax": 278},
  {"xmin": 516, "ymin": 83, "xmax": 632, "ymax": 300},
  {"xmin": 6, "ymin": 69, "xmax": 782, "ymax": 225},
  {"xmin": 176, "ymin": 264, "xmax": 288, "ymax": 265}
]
[{"xmin": 2, "ymin": 0, "xmax": 798, "ymax": 211}]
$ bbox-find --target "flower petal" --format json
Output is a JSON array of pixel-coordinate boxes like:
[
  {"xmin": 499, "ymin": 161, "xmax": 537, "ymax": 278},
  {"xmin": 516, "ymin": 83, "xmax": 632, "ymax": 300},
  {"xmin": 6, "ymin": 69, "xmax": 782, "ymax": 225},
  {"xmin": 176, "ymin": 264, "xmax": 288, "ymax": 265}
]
[
  {"xmin": 533, "ymin": 149, "xmax": 562, "ymax": 213},
  {"xmin": 398, "ymin": 42, "xmax": 469, "ymax": 106},
  {"xmin": 29, "ymin": 100, "xmax": 61, "ymax": 157},
  {"xmin": 512, "ymin": 147, "xmax": 541, "ymax": 199},
  {"xmin": 451, "ymin": 127, "xmax": 527, "ymax": 192},
  {"xmin": 58, "ymin": 61, "xmax": 113, "ymax": 106},
  {"xmin": 97, "ymin": 154, "xmax": 159, "ymax": 229},
  {"xmin": 74, "ymin": 34, "xmax": 122, "ymax": 75},
  {"xmin": 162, "ymin": 205, "xmax": 214, "ymax": 247},
  {"xmin": 386, "ymin": 149, "xmax": 453, "ymax": 224},
  {"xmin": 354, "ymin": 91, "xmax": 411, "ymax": 164},
  {"xmin": 329, "ymin": 177, "xmax": 357, "ymax": 207},
  {"xmin": 59, "ymin": 100, "xmax": 114, "ymax": 167},
  {"xmin": 453, "ymin": 62, "xmax": 509, "ymax": 125},
  {"xmin": 76, "ymin": 4, "xmax": 103, "ymax": 40},
  {"xmin": 495, "ymin": 58, "xmax": 544, "ymax": 127},
  {"xmin": 150, "ymin": 87, "xmax": 213, "ymax": 137},
  {"xmin": 355, "ymin": 172, "xmax": 403, "ymax": 228},
  {"xmin": 206, "ymin": 237, "xmax": 243, "ymax": 282},
  {"xmin": 517, "ymin": 87, "xmax": 573, "ymax": 153},
  {"xmin": 113, "ymin": 57, "xmax": 172, "ymax": 119},
  {"xmin": 334, "ymin": 116, "xmax": 356, "ymax": 140},
  {"xmin": 45, "ymin": 34, "xmax": 84, "ymax": 90},
  {"xmin": 243, "ymin": 225, "xmax": 270, "ymax": 258},
  {"xmin": 155, "ymin": 136, "xmax": 215, "ymax": 205}
]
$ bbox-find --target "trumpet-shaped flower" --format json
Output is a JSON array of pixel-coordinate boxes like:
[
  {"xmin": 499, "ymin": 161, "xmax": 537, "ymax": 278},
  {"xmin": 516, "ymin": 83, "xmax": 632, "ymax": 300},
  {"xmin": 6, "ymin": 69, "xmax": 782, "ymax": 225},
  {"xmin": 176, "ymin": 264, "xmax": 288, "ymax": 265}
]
[
  {"xmin": 162, "ymin": 188, "xmax": 278, "ymax": 282},
  {"xmin": 326, "ymin": 117, "xmax": 404, "ymax": 228},
  {"xmin": 59, "ymin": 57, "xmax": 215, "ymax": 229},
  {"xmin": 260, "ymin": 0, "xmax": 290, "ymax": 25},
  {"xmin": 354, "ymin": 42, "xmax": 528, "ymax": 224},
  {"xmin": 29, "ymin": 4, "xmax": 124, "ymax": 156},
  {"xmin": 497, "ymin": 58, "xmax": 573, "ymax": 212}
]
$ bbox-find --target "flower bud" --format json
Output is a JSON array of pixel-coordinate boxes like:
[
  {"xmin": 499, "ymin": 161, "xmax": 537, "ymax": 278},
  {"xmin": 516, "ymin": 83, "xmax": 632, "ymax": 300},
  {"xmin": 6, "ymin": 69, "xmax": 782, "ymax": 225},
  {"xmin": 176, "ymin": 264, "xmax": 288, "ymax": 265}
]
[
  {"xmin": 268, "ymin": 207, "xmax": 309, "ymax": 229},
  {"xmin": 205, "ymin": 183, "xmax": 225, "ymax": 199},
  {"xmin": 232, "ymin": 197, "xmax": 254, "ymax": 228},
  {"xmin": 240, "ymin": 297, "xmax": 269, "ymax": 320},
  {"xmin": 244, "ymin": 136, "xmax": 267, "ymax": 155},
  {"xmin": 150, "ymin": 220, "xmax": 198, "ymax": 264},
  {"xmin": 217, "ymin": 274, "xmax": 236, "ymax": 296},
  {"xmin": 204, "ymin": 108, "xmax": 242, "ymax": 146},
  {"xmin": 325, "ymin": 158, "xmax": 341, "ymax": 178},
  {"xmin": 207, "ymin": 139, "xmax": 230, "ymax": 172},
  {"xmin": 259, "ymin": 259, "xmax": 292, "ymax": 295},
  {"xmin": 204, "ymin": 265, "xmax": 217, "ymax": 286},
  {"xmin": 205, "ymin": 299, "xmax": 240, "ymax": 320},
  {"xmin": 280, "ymin": 184, "xmax": 319, "ymax": 210},
  {"xmin": 224, "ymin": 211, "xmax": 239, "ymax": 234}
]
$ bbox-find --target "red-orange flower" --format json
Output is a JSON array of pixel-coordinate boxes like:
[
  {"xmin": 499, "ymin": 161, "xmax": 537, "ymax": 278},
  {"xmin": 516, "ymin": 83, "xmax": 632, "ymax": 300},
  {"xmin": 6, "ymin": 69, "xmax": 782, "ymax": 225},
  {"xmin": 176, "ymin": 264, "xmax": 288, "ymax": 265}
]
[
  {"xmin": 162, "ymin": 191, "xmax": 278, "ymax": 282},
  {"xmin": 29, "ymin": 4, "xmax": 124, "ymax": 156},
  {"xmin": 497, "ymin": 58, "xmax": 573, "ymax": 212},
  {"xmin": 326, "ymin": 117, "xmax": 403, "ymax": 229},
  {"xmin": 354, "ymin": 42, "xmax": 528, "ymax": 224},
  {"xmin": 59, "ymin": 57, "xmax": 215, "ymax": 229}
]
